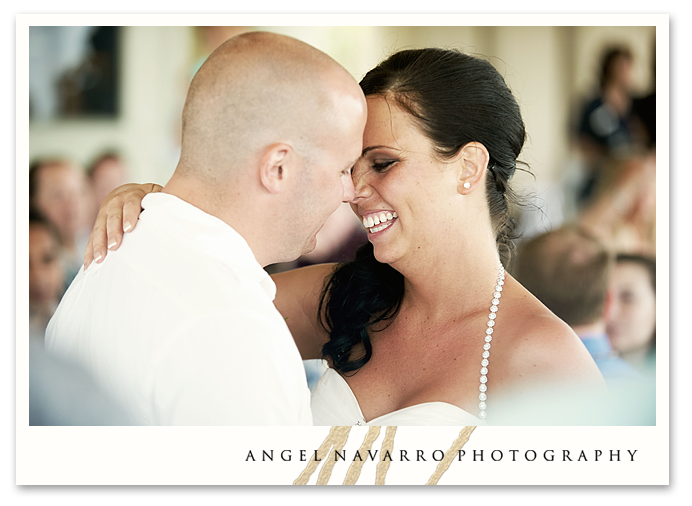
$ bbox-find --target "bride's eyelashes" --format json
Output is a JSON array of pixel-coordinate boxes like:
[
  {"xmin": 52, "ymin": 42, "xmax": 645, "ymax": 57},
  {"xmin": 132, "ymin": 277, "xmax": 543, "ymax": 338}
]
[{"xmin": 372, "ymin": 160, "xmax": 396, "ymax": 172}]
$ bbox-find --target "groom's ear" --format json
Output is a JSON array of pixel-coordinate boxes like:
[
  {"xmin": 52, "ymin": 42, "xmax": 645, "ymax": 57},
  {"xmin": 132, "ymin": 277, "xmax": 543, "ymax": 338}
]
[{"xmin": 258, "ymin": 143, "xmax": 296, "ymax": 194}]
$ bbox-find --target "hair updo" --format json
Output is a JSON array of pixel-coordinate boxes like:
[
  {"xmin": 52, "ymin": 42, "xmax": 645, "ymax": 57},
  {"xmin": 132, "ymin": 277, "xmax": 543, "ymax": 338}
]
[{"xmin": 320, "ymin": 48, "xmax": 527, "ymax": 373}]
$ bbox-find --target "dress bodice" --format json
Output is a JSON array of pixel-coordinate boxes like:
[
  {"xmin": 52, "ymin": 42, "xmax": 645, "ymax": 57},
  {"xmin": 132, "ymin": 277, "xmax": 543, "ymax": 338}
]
[{"xmin": 310, "ymin": 368, "xmax": 486, "ymax": 426}]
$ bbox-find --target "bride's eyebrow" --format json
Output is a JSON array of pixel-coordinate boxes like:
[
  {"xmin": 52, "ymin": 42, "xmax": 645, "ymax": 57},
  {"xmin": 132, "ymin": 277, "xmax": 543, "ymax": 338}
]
[{"xmin": 361, "ymin": 145, "xmax": 396, "ymax": 156}]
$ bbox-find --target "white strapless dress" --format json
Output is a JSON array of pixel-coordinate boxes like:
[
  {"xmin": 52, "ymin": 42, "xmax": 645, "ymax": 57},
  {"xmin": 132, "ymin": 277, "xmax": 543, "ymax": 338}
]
[{"xmin": 311, "ymin": 368, "xmax": 486, "ymax": 426}]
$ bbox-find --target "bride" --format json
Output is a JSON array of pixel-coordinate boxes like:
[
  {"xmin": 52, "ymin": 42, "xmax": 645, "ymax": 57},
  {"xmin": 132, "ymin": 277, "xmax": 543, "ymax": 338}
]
[{"xmin": 85, "ymin": 48, "xmax": 604, "ymax": 425}]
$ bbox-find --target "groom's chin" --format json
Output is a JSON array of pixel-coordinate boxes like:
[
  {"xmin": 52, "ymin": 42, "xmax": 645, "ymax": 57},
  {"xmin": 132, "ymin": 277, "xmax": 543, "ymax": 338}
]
[{"xmin": 300, "ymin": 235, "xmax": 318, "ymax": 257}]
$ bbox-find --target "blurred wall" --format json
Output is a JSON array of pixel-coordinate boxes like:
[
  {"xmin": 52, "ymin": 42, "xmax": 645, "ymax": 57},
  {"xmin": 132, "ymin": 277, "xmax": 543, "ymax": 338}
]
[
  {"xmin": 29, "ymin": 26, "xmax": 194, "ymax": 184},
  {"xmin": 29, "ymin": 25, "xmax": 656, "ymax": 188}
]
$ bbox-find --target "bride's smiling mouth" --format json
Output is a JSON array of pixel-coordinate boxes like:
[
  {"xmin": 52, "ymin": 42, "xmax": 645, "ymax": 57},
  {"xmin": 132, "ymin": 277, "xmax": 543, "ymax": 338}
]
[{"xmin": 361, "ymin": 210, "xmax": 398, "ymax": 235}]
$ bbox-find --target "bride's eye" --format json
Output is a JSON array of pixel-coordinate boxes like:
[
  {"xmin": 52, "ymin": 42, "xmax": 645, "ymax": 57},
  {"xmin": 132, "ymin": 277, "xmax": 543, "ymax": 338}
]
[{"xmin": 372, "ymin": 160, "xmax": 395, "ymax": 172}]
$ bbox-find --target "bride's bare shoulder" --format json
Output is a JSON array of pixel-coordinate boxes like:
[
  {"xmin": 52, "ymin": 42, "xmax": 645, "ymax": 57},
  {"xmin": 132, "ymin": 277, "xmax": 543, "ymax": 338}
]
[
  {"xmin": 498, "ymin": 275, "xmax": 603, "ymax": 386},
  {"xmin": 487, "ymin": 275, "xmax": 607, "ymax": 423}
]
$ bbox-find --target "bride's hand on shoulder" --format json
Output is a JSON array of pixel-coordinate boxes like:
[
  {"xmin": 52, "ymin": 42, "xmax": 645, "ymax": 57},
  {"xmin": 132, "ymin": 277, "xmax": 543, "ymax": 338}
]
[{"xmin": 84, "ymin": 183, "xmax": 163, "ymax": 268}]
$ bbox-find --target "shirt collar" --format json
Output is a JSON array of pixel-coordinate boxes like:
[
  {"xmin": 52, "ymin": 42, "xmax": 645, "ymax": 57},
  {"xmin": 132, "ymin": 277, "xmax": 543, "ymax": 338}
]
[{"xmin": 141, "ymin": 193, "xmax": 276, "ymax": 300}]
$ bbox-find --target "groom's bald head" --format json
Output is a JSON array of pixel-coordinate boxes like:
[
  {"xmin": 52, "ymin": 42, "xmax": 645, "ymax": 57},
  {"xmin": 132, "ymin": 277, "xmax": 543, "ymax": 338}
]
[{"xmin": 177, "ymin": 31, "xmax": 365, "ymax": 184}]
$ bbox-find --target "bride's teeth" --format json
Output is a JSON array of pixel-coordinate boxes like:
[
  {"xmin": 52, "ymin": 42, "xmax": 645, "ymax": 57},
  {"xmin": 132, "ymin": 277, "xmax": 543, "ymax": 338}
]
[{"xmin": 363, "ymin": 211, "xmax": 398, "ymax": 231}]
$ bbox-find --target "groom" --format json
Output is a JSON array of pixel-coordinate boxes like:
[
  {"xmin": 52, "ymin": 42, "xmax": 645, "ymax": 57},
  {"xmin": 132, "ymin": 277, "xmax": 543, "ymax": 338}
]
[{"xmin": 45, "ymin": 32, "xmax": 366, "ymax": 425}]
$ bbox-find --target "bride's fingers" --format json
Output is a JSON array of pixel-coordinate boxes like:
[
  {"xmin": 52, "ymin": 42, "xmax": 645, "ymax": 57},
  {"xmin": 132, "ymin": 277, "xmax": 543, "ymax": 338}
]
[
  {"xmin": 89, "ymin": 215, "xmax": 110, "ymax": 266},
  {"xmin": 122, "ymin": 198, "xmax": 143, "ymax": 235},
  {"xmin": 101, "ymin": 190, "xmax": 145, "ymax": 253},
  {"xmin": 106, "ymin": 210, "xmax": 125, "ymax": 251},
  {"xmin": 113, "ymin": 184, "xmax": 161, "ymax": 239},
  {"xmin": 83, "ymin": 231, "xmax": 95, "ymax": 269},
  {"xmin": 84, "ymin": 182, "xmax": 161, "ymax": 269}
]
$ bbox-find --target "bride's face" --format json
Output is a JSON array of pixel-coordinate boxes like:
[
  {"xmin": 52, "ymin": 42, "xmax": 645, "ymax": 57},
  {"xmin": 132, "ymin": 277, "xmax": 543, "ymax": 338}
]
[{"xmin": 350, "ymin": 95, "xmax": 462, "ymax": 265}]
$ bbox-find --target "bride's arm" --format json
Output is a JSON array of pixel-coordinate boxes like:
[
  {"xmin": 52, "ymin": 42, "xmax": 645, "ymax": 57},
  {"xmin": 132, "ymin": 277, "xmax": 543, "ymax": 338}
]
[
  {"xmin": 85, "ymin": 182, "xmax": 336, "ymax": 360},
  {"xmin": 84, "ymin": 183, "xmax": 163, "ymax": 267},
  {"xmin": 272, "ymin": 263, "xmax": 336, "ymax": 361}
]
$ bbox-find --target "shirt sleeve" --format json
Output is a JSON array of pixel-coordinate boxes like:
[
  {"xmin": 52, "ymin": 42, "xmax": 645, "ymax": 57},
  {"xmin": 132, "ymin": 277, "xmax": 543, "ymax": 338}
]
[{"xmin": 149, "ymin": 308, "xmax": 312, "ymax": 426}]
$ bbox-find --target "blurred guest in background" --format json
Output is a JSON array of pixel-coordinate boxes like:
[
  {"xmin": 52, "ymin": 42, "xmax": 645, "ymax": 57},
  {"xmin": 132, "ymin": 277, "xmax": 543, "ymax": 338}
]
[
  {"xmin": 631, "ymin": 93, "xmax": 656, "ymax": 149},
  {"xmin": 606, "ymin": 253, "xmax": 656, "ymax": 374},
  {"xmin": 576, "ymin": 46, "xmax": 637, "ymax": 205},
  {"xmin": 578, "ymin": 154, "xmax": 656, "ymax": 256},
  {"xmin": 631, "ymin": 39, "xmax": 656, "ymax": 150},
  {"xmin": 29, "ymin": 210, "xmax": 65, "ymax": 345},
  {"xmin": 513, "ymin": 226, "xmax": 641, "ymax": 388},
  {"xmin": 87, "ymin": 151, "xmax": 128, "ymax": 223},
  {"xmin": 29, "ymin": 158, "xmax": 92, "ymax": 286}
]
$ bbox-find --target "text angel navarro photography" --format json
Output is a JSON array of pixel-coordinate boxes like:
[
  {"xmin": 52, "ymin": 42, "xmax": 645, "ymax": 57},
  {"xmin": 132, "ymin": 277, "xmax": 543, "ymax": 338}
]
[{"xmin": 245, "ymin": 448, "xmax": 639, "ymax": 463}]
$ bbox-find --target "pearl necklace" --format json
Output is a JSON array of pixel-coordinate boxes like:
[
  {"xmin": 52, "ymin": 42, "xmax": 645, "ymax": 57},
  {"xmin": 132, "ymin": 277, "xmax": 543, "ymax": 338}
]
[{"xmin": 478, "ymin": 262, "xmax": 505, "ymax": 420}]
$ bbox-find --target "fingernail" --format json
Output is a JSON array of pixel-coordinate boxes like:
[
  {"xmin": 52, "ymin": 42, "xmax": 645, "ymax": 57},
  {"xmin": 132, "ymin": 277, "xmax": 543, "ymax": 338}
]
[
  {"xmin": 123, "ymin": 221, "xmax": 132, "ymax": 232},
  {"xmin": 95, "ymin": 253, "xmax": 103, "ymax": 263},
  {"xmin": 108, "ymin": 241, "xmax": 117, "ymax": 250}
]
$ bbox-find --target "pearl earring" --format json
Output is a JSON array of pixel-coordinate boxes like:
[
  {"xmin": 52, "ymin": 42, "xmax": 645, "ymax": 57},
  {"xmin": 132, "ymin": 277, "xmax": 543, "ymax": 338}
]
[{"xmin": 463, "ymin": 182, "xmax": 471, "ymax": 189}]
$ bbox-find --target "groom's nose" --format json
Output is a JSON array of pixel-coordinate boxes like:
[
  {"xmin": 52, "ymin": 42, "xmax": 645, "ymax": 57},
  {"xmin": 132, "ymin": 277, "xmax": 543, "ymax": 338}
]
[{"xmin": 342, "ymin": 174, "xmax": 356, "ymax": 203}]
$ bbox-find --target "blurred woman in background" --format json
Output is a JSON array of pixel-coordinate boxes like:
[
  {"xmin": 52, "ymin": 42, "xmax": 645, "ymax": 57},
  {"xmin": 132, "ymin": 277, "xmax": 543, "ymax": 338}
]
[
  {"xmin": 606, "ymin": 253, "xmax": 656, "ymax": 374},
  {"xmin": 29, "ymin": 210, "xmax": 65, "ymax": 345}
]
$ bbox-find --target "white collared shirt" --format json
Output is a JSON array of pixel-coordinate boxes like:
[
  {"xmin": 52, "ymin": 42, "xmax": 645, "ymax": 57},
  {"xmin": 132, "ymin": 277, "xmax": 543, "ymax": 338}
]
[{"xmin": 46, "ymin": 193, "xmax": 312, "ymax": 425}]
